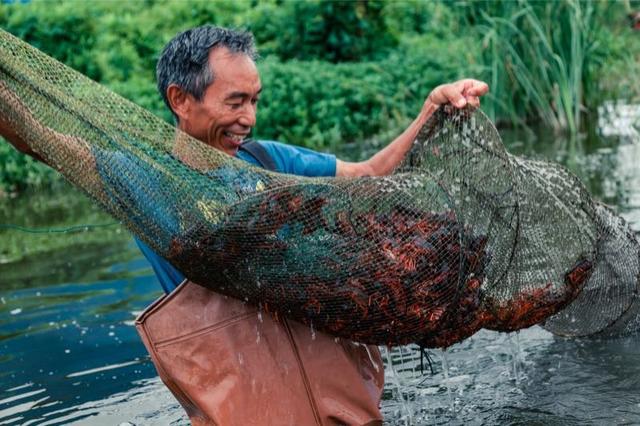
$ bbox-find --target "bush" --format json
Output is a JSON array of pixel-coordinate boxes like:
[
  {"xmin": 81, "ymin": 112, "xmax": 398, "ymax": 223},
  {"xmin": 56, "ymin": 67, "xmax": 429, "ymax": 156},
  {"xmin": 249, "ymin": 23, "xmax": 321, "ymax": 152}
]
[
  {"xmin": 249, "ymin": 0, "xmax": 396, "ymax": 62},
  {"xmin": 5, "ymin": 0, "xmax": 629, "ymax": 191},
  {"xmin": 255, "ymin": 34, "xmax": 479, "ymax": 150},
  {"xmin": 0, "ymin": 1, "xmax": 479, "ymax": 159},
  {"xmin": 0, "ymin": 141, "xmax": 57, "ymax": 194}
]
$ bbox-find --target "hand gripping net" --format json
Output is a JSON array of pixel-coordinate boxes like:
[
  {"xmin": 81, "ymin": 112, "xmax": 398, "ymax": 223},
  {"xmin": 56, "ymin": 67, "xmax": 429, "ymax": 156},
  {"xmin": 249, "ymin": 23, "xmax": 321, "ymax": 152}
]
[{"xmin": 1, "ymin": 30, "xmax": 638, "ymax": 348}]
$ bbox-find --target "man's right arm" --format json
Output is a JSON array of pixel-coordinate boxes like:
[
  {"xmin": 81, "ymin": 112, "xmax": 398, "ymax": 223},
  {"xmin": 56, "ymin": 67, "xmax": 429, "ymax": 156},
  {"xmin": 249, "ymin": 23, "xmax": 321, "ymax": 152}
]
[
  {"xmin": 0, "ymin": 100, "xmax": 46, "ymax": 164},
  {"xmin": 336, "ymin": 79, "xmax": 489, "ymax": 177},
  {"xmin": 0, "ymin": 81, "xmax": 103, "ymax": 194}
]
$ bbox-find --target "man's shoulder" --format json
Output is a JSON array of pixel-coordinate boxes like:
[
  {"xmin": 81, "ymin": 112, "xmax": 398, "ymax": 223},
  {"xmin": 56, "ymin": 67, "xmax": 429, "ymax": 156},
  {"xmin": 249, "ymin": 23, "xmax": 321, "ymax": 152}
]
[{"xmin": 251, "ymin": 140, "xmax": 336, "ymax": 177}]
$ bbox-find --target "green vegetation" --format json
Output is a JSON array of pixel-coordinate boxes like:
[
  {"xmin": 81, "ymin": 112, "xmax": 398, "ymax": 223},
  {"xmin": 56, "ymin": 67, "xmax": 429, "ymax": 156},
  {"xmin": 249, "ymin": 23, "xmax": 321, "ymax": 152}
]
[
  {"xmin": 0, "ymin": 0, "xmax": 638, "ymax": 193},
  {"xmin": 0, "ymin": 140, "xmax": 56, "ymax": 190},
  {"xmin": 466, "ymin": 1, "xmax": 601, "ymax": 132}
]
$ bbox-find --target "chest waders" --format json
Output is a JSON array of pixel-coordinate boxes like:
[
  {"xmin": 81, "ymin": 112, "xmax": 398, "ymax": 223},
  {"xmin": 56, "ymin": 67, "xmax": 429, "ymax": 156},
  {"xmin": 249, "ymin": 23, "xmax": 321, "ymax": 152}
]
[{"xmin": 135, "ymin": 141, "xmax": 385, "ymax": 426}]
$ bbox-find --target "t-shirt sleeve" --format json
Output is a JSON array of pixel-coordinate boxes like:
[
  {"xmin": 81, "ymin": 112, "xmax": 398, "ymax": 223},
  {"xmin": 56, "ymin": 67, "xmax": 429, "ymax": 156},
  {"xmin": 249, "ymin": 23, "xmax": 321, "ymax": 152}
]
[{"xmin": 258, "ymin": 140, "xmax": 336, "ymax": 177}]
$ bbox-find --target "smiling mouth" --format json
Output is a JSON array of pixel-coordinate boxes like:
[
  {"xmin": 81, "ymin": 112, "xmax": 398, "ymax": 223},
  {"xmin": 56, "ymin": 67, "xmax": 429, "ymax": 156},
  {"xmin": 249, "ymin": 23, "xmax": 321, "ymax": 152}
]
[{"xmin": 223, "ymin": 131, "xmax": 247, "ymax": 144}]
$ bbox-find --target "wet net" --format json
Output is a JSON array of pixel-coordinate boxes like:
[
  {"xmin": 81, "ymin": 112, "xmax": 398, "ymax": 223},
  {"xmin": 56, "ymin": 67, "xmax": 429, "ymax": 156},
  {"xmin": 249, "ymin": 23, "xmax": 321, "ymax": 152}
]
[{"xmin": 1, "ymin": 30, "xmax": 638, "ymax": 348}]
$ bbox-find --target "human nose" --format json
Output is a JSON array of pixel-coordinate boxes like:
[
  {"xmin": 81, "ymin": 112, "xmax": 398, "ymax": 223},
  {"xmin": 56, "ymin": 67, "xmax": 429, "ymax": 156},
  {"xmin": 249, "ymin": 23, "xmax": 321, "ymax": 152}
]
[{"xmin": 238, "ymin": 104, "xmax": 256, "ymax": 128}]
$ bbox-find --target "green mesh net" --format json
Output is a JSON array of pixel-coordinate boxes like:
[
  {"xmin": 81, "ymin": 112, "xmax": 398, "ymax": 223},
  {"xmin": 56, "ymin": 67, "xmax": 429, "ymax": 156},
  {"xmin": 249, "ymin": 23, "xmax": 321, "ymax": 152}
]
[{"xmin": 1, "ymin": 29, "xmax": 638, "ymax": 348}]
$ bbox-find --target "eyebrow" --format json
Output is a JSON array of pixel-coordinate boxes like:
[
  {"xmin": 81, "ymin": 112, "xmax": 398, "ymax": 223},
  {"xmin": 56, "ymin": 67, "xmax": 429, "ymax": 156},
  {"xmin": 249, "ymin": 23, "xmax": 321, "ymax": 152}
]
[{"xmin": 226, "ymin": 87, "xmax": 262, "ymax": 100}]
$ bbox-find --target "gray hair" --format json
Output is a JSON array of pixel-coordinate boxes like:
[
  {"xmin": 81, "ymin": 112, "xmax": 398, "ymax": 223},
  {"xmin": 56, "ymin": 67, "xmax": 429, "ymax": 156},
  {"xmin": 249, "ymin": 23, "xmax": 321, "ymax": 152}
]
[{"xmin": 156, "ymin": 25, "xmax": 257, "ymax": 121}]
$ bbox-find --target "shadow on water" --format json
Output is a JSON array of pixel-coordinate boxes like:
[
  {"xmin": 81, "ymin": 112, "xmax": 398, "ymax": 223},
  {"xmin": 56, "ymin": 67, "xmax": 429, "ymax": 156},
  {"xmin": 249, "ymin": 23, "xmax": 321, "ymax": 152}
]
[{"xmin": 0, "ymin": 103, "xmax": 638, "ymax": 424}]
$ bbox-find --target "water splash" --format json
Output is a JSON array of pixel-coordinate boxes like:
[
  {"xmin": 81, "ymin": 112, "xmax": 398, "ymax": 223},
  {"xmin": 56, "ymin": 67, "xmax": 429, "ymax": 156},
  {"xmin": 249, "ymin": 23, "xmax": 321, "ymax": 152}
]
[
  {"xmin": 512, "ymin": 332, "xmax": 523, "ymax": 385},
  {"xmin": 364, "ymin": 344, "xmax": 380, "ymax": 373},
  {"xmin": 384, "ymin": 347, "xmax": 413, "ymax": 425},
  {"xmin": 441, "ymin": 350, "xmax": 454, "ymax": 412}
]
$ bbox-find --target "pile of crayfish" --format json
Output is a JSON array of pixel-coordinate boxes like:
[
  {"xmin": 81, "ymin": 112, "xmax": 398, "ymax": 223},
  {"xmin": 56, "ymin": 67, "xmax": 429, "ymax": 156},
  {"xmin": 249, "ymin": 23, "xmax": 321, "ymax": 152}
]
[
  {"xmin": 167, "ymin": 187, "xmax": 593, "ymax": 348},
  {"xmin": 419, "ymin": 257, "xmax": 593, "ymax": 348}
]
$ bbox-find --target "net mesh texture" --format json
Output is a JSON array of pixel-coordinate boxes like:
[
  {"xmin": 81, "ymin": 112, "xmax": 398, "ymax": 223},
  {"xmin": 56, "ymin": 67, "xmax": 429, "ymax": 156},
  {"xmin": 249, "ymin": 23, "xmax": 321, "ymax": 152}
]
[{"xmin": 1, "ymin": 29, "xmax": 638, "ymax": 348}]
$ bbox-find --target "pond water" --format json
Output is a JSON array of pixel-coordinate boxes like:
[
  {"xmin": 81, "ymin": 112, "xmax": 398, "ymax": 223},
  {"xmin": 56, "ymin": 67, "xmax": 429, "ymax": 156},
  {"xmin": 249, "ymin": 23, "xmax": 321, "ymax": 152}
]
[{"xmin": 0, "ymin": 105, "xmax": 639, "ymax": 425}]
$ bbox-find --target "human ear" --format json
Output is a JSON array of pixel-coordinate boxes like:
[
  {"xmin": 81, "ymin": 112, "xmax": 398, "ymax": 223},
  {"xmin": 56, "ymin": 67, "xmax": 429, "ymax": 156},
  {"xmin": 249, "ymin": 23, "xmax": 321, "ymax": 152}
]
[{"xmin": 166, "ymin": 84, "xmax": 192, "ymax": 122}]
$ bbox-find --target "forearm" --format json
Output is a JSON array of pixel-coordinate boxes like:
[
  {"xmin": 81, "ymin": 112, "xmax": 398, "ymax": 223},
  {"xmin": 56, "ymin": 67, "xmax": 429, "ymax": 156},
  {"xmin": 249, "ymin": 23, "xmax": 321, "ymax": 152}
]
[
  {"xmin": 0, "ymin": 119, "xmax": 48, "ymax": 164},
  {"xmin": 336, "ymin": 102, "xmax": 437, "ymax": 177},
  {"xmin": 336, "ymin": 79, "xmax": 488, "ymax": 178},
  {"xmin": 367, "ymin": 102, "xmax": 438, "ymax": 176},
  {"xmin": 0, "ymin": 81, "xmax": 102, "ymax": 194}
]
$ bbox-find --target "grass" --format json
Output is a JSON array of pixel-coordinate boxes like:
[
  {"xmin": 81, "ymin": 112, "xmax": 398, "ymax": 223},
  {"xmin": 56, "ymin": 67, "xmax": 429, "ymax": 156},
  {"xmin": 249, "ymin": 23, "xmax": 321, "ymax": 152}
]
[{"xmin": 475, "ymin": 0, "xmax": 602, "ymax": 134}]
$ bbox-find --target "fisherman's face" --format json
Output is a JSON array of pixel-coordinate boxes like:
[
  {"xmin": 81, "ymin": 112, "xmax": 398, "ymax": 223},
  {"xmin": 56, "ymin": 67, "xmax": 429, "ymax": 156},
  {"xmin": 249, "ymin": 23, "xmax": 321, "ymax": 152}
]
[{"xmin": 179, "ymin": 47, "xmax": 261, "ymax": 156}]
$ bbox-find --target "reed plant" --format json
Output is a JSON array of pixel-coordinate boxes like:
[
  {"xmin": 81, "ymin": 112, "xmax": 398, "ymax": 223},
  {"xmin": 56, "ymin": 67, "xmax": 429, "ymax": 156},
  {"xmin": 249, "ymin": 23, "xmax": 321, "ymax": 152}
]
[{"xmin": 472, "ymin": 0, "xmax": 603, "ymax": 134}]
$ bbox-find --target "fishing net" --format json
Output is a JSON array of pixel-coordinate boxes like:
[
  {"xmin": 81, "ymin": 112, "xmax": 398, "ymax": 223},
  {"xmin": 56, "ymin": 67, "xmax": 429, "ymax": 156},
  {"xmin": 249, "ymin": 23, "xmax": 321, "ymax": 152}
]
[{"xmin": 1, "ymin": 29, "xmax": 638, "ymax": 348}]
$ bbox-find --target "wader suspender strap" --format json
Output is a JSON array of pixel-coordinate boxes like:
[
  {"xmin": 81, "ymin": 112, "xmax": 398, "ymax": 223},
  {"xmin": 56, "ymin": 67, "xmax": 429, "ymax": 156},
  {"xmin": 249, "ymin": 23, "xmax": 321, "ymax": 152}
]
[{"xmin": 238, "ymin": 139, "xmax": 278, "ymax": 172}]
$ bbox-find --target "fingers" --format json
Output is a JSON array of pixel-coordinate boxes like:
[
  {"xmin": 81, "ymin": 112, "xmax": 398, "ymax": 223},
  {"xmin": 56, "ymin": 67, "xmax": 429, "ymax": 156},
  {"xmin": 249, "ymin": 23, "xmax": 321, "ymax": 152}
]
[
  {"xmin": 459, "ymin": 79, "xmax": 489, "ymax": 97},
  {"xmin": 444, "ymin": 84, "xmax": 469, "ymax": 108},
  {"xmin": 428, "ymin": 84, "xmax": 466, "ymax": 108},
  {"xmin": 466, "ymin": 95, "xmax": 481, "ymax": 108},
  {"xmin": 467, "ymin": 82, "xmax": 489, "ymax": 97},
  {"xmin": 427, "ymin": 79, "xmax": 490, "ymax": 111},
  {"xmin": 456, "ymin": 79, "xmax": 489, "ymax": 109}
]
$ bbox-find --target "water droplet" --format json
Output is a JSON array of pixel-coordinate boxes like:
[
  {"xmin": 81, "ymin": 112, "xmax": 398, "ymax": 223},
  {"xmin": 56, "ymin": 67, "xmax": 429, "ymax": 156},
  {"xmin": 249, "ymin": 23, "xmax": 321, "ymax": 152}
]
[
  {"xmin": 310, "ymin": 321, "xmax": 316, "ymax": 340},
  {"xmin": 364, "ymin": 345, "xmax": 380, "ymax": 373}
]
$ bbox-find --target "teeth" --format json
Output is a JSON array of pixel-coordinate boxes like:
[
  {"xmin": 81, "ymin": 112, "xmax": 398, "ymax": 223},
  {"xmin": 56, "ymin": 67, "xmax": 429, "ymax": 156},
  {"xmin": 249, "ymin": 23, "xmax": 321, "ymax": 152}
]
[{"xmin": 224, "ymin": 132, "xmax": 245, "ymax": 142}]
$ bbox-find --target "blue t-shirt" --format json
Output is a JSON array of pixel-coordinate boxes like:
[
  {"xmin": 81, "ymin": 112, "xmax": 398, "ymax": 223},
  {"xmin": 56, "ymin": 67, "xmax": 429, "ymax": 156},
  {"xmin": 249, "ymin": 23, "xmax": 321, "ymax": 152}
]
[{"xmin": 135, "ymin": 140, "xmax": 336, "ymax": 294}]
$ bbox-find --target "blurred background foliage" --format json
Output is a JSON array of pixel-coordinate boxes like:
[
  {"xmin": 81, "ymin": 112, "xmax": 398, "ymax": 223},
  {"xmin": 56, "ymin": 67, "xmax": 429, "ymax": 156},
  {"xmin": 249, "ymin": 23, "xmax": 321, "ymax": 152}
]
[{"xmin": 0, "ymin": 0, "xmax": 639, "ymax": 193}]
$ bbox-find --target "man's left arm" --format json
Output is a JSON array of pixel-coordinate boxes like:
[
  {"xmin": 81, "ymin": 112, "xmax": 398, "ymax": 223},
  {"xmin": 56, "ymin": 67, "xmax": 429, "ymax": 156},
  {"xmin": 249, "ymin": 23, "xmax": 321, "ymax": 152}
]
[{"xmin": 336, "ymin": 79, "xmax": 489, "ymax": 177}]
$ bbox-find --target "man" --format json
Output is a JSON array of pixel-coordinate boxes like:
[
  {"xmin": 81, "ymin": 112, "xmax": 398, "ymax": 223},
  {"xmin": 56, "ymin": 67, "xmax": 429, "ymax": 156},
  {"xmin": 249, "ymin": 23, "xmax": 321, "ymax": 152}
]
[
  {"xmin": 143, "ymin": 25, "xmax": 487, "ymax": 426},
  {"xmin": 1, "ymin": 25, "xmax": 487, "ymax": 425}
]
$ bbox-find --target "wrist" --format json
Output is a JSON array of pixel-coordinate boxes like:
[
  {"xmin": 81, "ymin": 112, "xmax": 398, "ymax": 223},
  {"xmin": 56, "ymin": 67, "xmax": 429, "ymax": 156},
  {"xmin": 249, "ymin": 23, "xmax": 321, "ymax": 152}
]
[{"xmin": 418, "ymin": 100, "xmax": 438, "ymax": 126}]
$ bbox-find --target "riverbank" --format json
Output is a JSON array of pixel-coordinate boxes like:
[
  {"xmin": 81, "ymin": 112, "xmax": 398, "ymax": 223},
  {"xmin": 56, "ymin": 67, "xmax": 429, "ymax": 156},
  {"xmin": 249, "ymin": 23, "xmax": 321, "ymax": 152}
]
[{"xmin": 1, "ymin": 0, "xmax": 639, "ymax": 193}]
